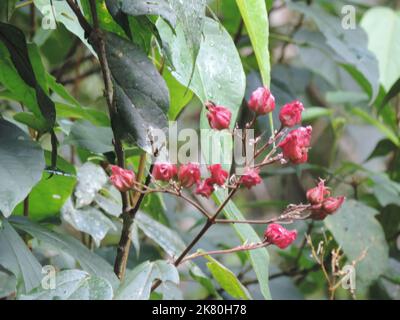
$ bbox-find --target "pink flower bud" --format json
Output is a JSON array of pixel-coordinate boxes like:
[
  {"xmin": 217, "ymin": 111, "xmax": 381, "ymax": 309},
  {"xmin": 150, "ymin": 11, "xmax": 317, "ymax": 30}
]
[
  {"xmin": 208, "ymin": 164, "xmax": 228, "ymax": 186},
  {"xmin": 306, "ymin": 179, "xmax": 330, "ymax": 205},
  {"xmin": 152, "ymin": 162, "xmax": 177, "ymax": 181},
  {"xmin": 109, "ymin": 165, "xmax": 136, "ymax": 192},
  {"xmin": 322, "ymin": 196, "xmax": 345, "ymax": 214},
  {"xmin": 195, "ymin": 178, "xmax": 215, "ymax": 198},
  {"xmin": 206, "ymin": 102, "xmax": 232, "ymax": 130},
  {"xmin": 248, "ymin": 86, "xmax": 275, "ymax": 115},
  {"xmin": 278, "ymin": 126, "xmax": 312, "ymax": 164},
  {"xmin": 264, "ymin": 223, "xmax": 297, "ymax": 249},
  {"xmin": 240, "ymin": 167, "xmax": 262, "ymax": 189},
  {"xmin": 279, "ymin": 100, "xmax": 304, "ymax": 127},
  {"xmin": 178, "ymin": 163, "xmax": 201, "ymax": 188}
]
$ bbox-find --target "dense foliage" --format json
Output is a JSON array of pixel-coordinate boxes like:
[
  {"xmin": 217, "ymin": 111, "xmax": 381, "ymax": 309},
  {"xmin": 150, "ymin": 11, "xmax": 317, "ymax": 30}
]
[{"xmin": 1, "ymin": 0, "xmax": 400, "ymax": 300}]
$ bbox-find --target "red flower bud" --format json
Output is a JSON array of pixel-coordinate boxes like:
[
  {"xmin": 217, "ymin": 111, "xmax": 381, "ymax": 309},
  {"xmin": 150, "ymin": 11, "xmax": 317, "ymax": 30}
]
[
  {"xmin": 109, "ymin": 165, "xmax": 136, "ymax": 192},
  {"xmin": 208, "ymin": 164, "xmax": 228, "ymax": 186},
  {"xmin": 152, "ymin": 162, "xmax": 177, "ymax": 181},
  {"xmin": 279, "ymin": 100, "xmax": 304, "ymax": 127},
  {"xmin": 264, "ymin": 223, "xmax": 297, "ymax": 249},
  {"xmin": 178, "ymin": 163, "xmax": 201, "ymax": 188},
  {"xmin": 306, "ymin": 179, "xmax": 330, "ymax": 205},
  {"xmin": 240, "ymin": 167, "xmax": 262, "ymax": 189},
  {"xmin": 278, "ymin": 126, "xmax": 312, "ymax": 164},
  {"xmin": 248, "ymin": 86, "xmax": 275, "ymax": 115},
  {"xmin": 206, "ymin": 102, "xmax": 232, "ymax": 130},
  {"xmin": 195, "ymin": 178, "xmax": 215, "ymax": 198},
  {"xmin": 322, "ymin": 196, "xmax": 345, "ymax": 214}
]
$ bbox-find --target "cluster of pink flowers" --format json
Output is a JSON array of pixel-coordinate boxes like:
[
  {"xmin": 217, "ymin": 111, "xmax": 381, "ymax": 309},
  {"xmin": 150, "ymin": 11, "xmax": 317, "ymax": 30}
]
[
  {"xmin": 206, "ymin": 86, "xmax": 311, "ymax": 165},
  {"xmin": 108, "ymin": 86, "xmax": 345, "ymax": 252},
  {"xmin": 306, "ymin": 179, "xmax": 345, "ymax": 220}
]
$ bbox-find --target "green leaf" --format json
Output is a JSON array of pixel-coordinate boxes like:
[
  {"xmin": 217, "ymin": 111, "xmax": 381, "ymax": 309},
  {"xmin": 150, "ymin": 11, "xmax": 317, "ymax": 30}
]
[
  {"xmin": 302, "ymin": 107, "xmax": 333, "ymax": 122},
  {"xmin": 157, "ymin": 16, "xmax": 245, "ymax": 133},
  {"xmin": 325, "ymin": 200, "xmax": 389, "ymax": 288},
  {"xmin": 361, "ymin": 7, "xmax": 400, "ymax": 91},
  {"xmin": 65, "ymin": 120, "xmax": 114, "ymax": 154},
  {"xmin": 61, "ymin": 198, "xmax": 116, "ymax": 247},
  {"xmin": 371, "ymin": 174, "xmax": 400, "ymax": 207},
  {"xmin": 236, "ymin": 0, "xmax": 270, "ymax": 86},
  {"xmin": 34, "ymin": 0, "xmax": 96, "ymax": 55},
  {"xmin": 289, "ymin": 2, "xmax": 379, "ymax": 102},
  {"xmin": 377, "ymin": 78, "xmax": 400, "ymax": 114},
  {"xmin": 55, "ymin": 103, "xmax": 110, "ymax": 127},
  {"xmin": 350, "ymin": 108, "xmax": 400, "ymax": 147},
  {"xmin": 110, "ymin": 0, "xmax": 176, "ymax": 29},
  {"xmin": 0, "ymin": 119, "xmax": 45, "ymax": 218},
  {"xmin": 10, "ymin": 217, "xmax": 119, "ymax": 290},
  {"xmin": 19, "ymin": 270, "xmax": 113, "ymax": 300},
  {"xmin": 0, "ymin": 22, "xmax": 56, "ymax": 127},
  {"xmin": 214, "ymin": 191, "xmax": 271, "ymax": 300},
  {"xmin": 0, "ymin": 217, "xmax": 42, "ymax": 294},
  {"xmin": 164, "ymin": 68, "xmax": 193, "ymax": 120},
  {"xmin": 105, "ymin": 32, "xmax": 169, "ymax": 152},
  {"xmin": 13, "ymin": 152, "xmax": 76, "ymax": 221},
  {"xmin": 205, "ymin": 254, "xmax": 252, "ymax": 300},
  {"xmin": 0, "ymin": 0, "xmax": 17, "ymax": 22},
  {"xmin": 367, "ymin": 139, "xmax": 397, "ymax": 161},
  {"xmin": 115, "ymin": 260, "xmax": 179, "ymax": 300},
  {"xmin": 13, "ymin": 112, "xmax": 49, "ymax": 133},
  {"xmin": 168, "ymin": 0, "xmax": 206, "ymax": 64}
]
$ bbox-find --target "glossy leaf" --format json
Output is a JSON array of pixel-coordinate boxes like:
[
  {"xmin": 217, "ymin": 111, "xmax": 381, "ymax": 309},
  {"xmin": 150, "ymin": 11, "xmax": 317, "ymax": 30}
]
[
  {"xmin": 0, "ymin": 119, "xmax": 45, "ymax": 217},
  {"xmin": 205, "ymin": 254, "xmax": 252, "ymax": 300},
  {"xmin": 105, "ymin": 32, "xmax": 169, "ymax": 152}
]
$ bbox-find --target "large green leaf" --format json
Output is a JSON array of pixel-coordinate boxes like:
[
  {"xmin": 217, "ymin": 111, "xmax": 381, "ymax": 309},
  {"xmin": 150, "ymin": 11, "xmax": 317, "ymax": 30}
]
[
  {"xmin": 168, "ymin": 0, "xmax": 206, "ymax": 64},
  {"xmin": 0, "ymin": 0, "xmax": 17, "ymax": 22},
  {"xmin": 205, "ymin": 255, "xmax": 252, "ymax": 300},
  {"xmin": 325, "ymin": 200, "xmax": 389, "ymax": 288},
  {"xmin": 361, "ymin": 7, "xmax": 400, "ymax": 91},
  {"xmin": 10, "ymin": 217, "xmax": 119, "ymax": 290},
  {"xmin": 19, "ymin": 270, "xmax": 113, "ymax": 300},
  {"xmin": 104, "ymin": 32, "xmax": 170, "ymax": 152},
  {"xmin": 0, "ymin": 119, "xmax": 45, "ymax": 218},
  {"xmin": 0, "ymin": 22, "xmax": 56, "ymax": 127},
  {"xmin": 158, "ymin": 17, "xmax": 245, "ymax": 121},
  {"xmin": 115, "ymin": 260, "xmax": 179, "ymax": 300},
  {"xmin": 0, "ymin": 218, "xmax": 42, "ymax": 294}
]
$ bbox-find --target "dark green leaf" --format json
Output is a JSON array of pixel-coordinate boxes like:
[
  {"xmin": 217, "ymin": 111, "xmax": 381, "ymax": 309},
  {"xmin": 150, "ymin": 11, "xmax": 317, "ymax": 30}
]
[
  {"xmin": 367, "ymin": 139, "xmax": 397, "ymax": 161},
  {"xmin": 0, "ymin": 22, "xmax": 56, "ymax": 127},
  {"xmin": 0, "ymin": 119, "xmax": 45, "ymax": 217},
  {"xmin": 105, "ymin": 32, "xmax": 169, "ymax": 152},
  {"xmin": 377, "ymin": 78, "xmax": 400, "ymax": 114}
]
